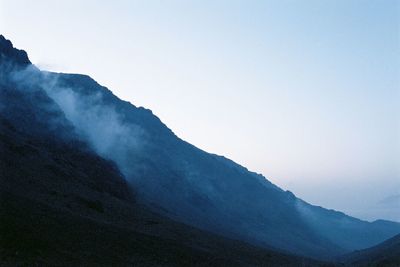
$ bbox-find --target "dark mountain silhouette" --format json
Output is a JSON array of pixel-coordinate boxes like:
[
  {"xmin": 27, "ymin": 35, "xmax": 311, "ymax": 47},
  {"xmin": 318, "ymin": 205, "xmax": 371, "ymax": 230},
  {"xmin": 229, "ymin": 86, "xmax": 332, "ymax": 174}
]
[
  {"xmin": 0, "ymin": 35, "xmax": 331, "ymax": 266},
  {"xmin": 340, "ymin": 234, "xmax": 400, "ymax": 266},
  {"xmin": 40, "ymin": 62, "xmax": 400, "ymax": 260},
  {"xmin": 0, "ymin": 35, "xmax": 399, "ymax": 265}
]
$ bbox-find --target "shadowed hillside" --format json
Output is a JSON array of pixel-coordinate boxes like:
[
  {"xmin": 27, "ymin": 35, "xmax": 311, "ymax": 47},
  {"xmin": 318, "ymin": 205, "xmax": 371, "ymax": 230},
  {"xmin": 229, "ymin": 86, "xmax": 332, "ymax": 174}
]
[
  {"xmin": 0, "ymin": 34, "xmax": 399, "ymax": 265},
  {"xmin": 340, "ymin": 234, "xmax": 400, "ymax": 267},
  {"xmin": 37, "ymin": 49, "xmax": 400, "ymax": 258},
  {"xmin": 0, "ymin": 34, "xmax": 331, "ymax": 267}
]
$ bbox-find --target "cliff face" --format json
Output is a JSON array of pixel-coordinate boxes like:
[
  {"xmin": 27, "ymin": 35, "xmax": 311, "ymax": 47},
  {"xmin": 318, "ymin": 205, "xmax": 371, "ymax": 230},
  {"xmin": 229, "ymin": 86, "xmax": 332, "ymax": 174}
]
[{"xmin": 0, "ymin": 35, "xmax": 31, "ymax": 65}]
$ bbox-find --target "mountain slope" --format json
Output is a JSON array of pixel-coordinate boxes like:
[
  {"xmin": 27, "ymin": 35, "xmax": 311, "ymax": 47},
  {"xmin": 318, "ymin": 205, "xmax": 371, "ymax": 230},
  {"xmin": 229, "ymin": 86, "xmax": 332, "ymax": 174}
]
[
  {"xmin": 0, "ymin": 114, "xmax": 327, "ymax": 266},
  {"xmin": 0, "ymin": 35, "xmax": 331, "ymax": 266},
  {"xmin": 341, "ymin": 234, "xmax": 400, "ymax": 267},
  {"xmin": 1, "ymin": 34, "xmax": 399, "ymax": 261},
  {"xmin": 42, "ymin": 64, "xmax": 400, "ymax": 257}
]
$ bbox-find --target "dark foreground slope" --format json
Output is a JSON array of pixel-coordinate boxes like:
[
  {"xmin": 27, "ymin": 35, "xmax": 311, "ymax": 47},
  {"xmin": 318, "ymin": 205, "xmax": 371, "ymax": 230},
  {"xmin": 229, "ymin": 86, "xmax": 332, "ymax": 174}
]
[
  {"xmin": 340, "ymin": 234, "xmax": 400, "ymax": 267},
  {"xmin": 0, "ymin": 117, "xmax": 327, "ymax": 266},
  {"xmin": 0, "ymin": 35, "xmax": 329, "ymax": 266}
]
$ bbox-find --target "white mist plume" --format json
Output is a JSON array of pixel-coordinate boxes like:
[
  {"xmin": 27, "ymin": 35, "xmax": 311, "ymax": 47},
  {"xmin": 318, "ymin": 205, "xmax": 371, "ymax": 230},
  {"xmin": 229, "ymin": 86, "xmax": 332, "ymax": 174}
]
[
  {"xmin": 8, "ymin": 66, "xmax": 145, "ymax": 178},
  {"xmin": 42, "ymin": 75, "xmax": 145, "ymax": 175}
]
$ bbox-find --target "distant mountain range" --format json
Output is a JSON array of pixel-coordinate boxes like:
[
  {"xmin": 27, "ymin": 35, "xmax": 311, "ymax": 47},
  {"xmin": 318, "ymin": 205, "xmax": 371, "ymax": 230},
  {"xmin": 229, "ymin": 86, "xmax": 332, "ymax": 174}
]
[{"xmin": 1, "ymin": 35, "xmax": 399, "ymax": 266}]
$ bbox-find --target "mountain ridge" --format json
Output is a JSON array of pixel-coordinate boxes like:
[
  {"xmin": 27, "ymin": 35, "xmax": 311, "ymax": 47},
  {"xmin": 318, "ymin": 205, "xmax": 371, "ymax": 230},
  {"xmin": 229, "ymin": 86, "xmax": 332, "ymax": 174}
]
[
  {"xmin": 0, "ymin": 34, "xmax": 333, "ymax": 266},
  {"xmin": 47, "ymin": 70, "xmax": 398, "ymax": 258},
  {"xmin": 0, "ymin": 35, "xmax": 31, "ymax": 65},
  {"xmin": 1, "ymin": 35, "xmax": 399, "ymax": 262}
]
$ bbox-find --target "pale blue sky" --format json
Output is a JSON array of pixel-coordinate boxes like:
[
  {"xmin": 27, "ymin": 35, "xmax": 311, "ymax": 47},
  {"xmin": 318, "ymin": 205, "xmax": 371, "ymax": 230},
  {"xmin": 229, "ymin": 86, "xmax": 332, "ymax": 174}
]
[{"xmin": 1, "ymin": 0, "xmax": 399, "ymax": 221}]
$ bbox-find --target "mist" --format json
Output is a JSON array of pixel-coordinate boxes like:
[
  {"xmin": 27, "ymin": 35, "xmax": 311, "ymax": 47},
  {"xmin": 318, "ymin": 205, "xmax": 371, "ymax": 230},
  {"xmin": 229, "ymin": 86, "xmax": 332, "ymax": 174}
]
[
  {"xmin": 5, "ymin": 65, "xmax": 145, "ymax": 183},
  {"xmin": 42, "ymin": 75, "xmax": 146, "ymax": 176}
]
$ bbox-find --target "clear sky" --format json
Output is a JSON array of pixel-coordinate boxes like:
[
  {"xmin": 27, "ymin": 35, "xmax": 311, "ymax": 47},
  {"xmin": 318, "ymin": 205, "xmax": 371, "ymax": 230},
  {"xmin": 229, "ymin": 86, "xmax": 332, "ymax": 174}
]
[{"xmin": 1, "ymin": 0, "xmax": 399, "ymax": 222}]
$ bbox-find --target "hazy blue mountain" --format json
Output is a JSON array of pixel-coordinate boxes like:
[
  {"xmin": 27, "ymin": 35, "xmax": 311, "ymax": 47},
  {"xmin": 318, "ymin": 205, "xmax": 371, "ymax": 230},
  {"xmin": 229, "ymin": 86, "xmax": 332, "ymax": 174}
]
[
  {"xmin": 1, "ymin": 34, "xmax": 399, "ymax": 261},
  {"xmin": 1, "ymin": 34, "xmax": 332, "ymax": 266},
  {"xmin": 341, "ymin": 234, "xmax": 400, "ymax": 266}
]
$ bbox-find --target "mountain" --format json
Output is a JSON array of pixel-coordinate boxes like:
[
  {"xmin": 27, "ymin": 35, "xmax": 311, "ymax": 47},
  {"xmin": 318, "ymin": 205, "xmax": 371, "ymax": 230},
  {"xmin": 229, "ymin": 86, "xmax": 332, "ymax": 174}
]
[
  {"xmin": 1, "ymin": 34, "xmax": 399, "ymax": 263},
  {"xmin": 0, "ymin": 35, "xmax": 332, "ymax": 266},
  {"xmin": 0, "ymin": 107, "xmax": 326, "ymax": 266},
  {"xmin": 340, "ymin": 234, "xmax": 400, "ymax": 266}
]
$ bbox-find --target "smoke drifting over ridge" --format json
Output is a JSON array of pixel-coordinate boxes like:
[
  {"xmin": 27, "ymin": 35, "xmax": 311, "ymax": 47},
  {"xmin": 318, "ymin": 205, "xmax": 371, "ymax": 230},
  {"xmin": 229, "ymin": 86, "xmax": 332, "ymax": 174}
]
[
  {"xmin": 7, "ymin": 65, "xmax": 146, "ymax": 181},
  {"xmin": 43, "ymin": 77, "xmax": 145, "ymax": 174},
  {"xmin": 3, "ymin": 59, "xmax": 400, "ymax": 259}
]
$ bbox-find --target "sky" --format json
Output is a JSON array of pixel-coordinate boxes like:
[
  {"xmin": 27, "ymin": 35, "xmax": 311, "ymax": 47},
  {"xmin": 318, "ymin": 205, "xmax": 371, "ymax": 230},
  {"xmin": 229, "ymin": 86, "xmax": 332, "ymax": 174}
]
[{"xmin": 1, "ymin": 0, "xmax": 399, "ymax": 222}]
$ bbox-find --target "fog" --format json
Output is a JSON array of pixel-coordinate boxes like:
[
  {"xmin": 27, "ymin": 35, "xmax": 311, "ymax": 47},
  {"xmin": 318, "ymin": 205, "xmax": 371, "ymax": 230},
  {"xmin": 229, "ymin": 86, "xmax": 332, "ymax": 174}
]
[
  {"xmin": 5, "ymin": 65, "xmax": 145, "ymax": 181},
  {"xmin": 42, "ymin": 77, "xmax": 145, "ymax": 176}
]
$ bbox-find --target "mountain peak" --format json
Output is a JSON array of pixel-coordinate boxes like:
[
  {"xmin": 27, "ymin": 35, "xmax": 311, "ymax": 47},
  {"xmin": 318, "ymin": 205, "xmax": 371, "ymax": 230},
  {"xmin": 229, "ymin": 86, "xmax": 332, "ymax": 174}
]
[{"xmin": 0, "ymin": 35, "xmax": 31, "ymax": 65}]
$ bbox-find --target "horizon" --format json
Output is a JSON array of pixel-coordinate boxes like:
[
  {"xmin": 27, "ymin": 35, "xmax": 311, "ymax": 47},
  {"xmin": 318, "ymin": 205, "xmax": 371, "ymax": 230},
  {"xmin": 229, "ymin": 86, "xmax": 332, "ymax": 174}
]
[{"xmin": 1, "ymin": 0, "xmax": 399, "ymax": 222}]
